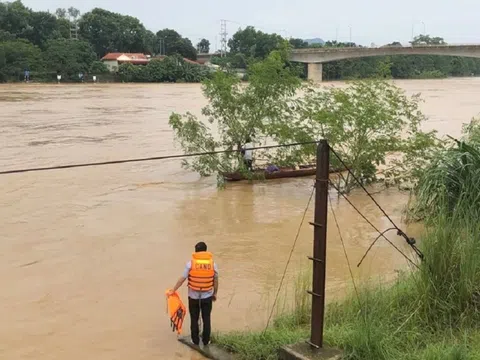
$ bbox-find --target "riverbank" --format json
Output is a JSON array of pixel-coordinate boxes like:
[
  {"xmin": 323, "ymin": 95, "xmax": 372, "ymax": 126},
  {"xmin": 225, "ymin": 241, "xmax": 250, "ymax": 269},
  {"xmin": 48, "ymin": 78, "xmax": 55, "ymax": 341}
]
[
  {"xmin": 213, "ymin": 136, "xmax": 480, "ymax": 360},
  {"xmin": 214, "ymin": 212, "xmax": 480, "ymax": 360},
  {"xmin": 3, "ymin": 73, "xmax": 479, "ymax": 85}
]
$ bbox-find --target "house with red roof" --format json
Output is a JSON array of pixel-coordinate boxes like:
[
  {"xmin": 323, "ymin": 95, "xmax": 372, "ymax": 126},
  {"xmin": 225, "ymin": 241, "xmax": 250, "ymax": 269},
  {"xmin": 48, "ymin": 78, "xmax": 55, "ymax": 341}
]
[{"xmin": 101, "ymin": 53, "xmax": 150, "ymax": 72}]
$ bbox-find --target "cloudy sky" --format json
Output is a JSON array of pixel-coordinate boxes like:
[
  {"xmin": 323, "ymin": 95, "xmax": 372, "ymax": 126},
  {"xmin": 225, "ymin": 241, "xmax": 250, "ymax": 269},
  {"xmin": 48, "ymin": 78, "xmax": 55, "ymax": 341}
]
[{"xmin": 22, "ymin": 0, "xmax": 480, "ymax": 49}]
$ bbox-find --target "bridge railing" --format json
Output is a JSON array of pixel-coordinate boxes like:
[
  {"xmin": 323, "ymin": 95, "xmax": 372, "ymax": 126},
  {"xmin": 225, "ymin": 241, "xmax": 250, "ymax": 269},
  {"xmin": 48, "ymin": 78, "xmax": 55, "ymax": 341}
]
[{"xmin": 290, "ymin": 44, "xmax": 480, "ymax": 53}]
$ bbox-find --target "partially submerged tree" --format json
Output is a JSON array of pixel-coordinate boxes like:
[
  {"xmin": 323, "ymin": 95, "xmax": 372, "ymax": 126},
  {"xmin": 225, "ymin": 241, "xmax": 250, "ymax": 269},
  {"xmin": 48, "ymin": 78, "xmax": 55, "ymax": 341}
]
[
  {"xmin": 170, "ymin": 46, "xmax": 439, "ymax": 190},
  {"xmin": 298, "ymin": 79, "xmax": 440, "ymax": 192},
  {"xmin": 169, "ymin": 42, "xmax": 309, "ymax": 186}
]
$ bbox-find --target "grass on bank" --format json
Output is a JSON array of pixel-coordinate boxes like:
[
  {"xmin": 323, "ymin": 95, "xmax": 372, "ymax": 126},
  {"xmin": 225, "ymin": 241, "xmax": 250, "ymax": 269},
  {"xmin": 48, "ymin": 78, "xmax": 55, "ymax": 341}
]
[{"xmin": 214, "ymin": 197, "xmax": 480, "ymax": 360}]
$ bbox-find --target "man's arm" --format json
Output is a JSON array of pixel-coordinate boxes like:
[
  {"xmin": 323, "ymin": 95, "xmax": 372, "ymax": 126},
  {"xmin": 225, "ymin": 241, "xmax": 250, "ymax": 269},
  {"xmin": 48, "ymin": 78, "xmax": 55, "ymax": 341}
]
[
  {"xmin": 172, "ymin": 276, "xmax": 186, "ymax": 292},
  {"xmin": 213, "ymin": 278, "xmax": 218, "ymax": 299},
  {"xmin": 168, "ymin": 262, "xmax": 190, "ymax": 296},
  {"xmin": 213, "ymin": 263, "xmax": 219, "ymax": 300}
]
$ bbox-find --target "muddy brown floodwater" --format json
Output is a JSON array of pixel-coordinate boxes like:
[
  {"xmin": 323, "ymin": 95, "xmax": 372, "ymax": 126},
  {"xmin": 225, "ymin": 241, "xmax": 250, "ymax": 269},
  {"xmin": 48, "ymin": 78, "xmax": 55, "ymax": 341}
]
[{"xmin": 1, "ymin": 78, "xmax": 480, "ymax": 360}]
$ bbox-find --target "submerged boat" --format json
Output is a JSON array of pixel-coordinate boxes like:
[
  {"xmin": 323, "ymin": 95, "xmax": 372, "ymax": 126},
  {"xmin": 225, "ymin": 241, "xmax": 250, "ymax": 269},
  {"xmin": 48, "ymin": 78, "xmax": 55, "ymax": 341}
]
[
  {"xmin": 222, "ymin": 165, "xmax": 317, "ymax": 181},
  {"xmin": 222, "ymin": 164, "xmax": 347, "ymax": 182}
]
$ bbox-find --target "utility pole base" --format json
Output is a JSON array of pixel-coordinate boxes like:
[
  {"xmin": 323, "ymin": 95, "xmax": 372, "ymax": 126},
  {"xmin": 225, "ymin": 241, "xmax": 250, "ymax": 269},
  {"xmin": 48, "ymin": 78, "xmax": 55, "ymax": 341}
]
[{"xmin": 279, "ymin": 343, "xmax": 342, "ymax": 360}]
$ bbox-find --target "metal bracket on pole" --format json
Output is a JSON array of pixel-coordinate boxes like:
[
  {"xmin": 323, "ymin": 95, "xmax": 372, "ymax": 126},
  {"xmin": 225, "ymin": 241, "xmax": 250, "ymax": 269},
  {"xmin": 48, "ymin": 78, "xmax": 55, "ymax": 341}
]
[
  {"xmin": 308, "ymin": 256, "xmax": 324, "ymax": 263},
  {"xmin": 309, "ymin": 222, "xmax": 323, "ymax": 228},
  {"xmin": 307, "ymin": 290, "xmax": 323, "ymax": 298}
]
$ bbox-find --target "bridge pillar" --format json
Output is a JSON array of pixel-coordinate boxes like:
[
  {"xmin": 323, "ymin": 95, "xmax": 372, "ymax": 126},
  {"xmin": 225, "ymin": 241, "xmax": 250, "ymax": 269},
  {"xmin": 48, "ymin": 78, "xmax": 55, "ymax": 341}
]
[{"xmin": 307, "ymin": 63, "xmax": 323, "ymax": 82}]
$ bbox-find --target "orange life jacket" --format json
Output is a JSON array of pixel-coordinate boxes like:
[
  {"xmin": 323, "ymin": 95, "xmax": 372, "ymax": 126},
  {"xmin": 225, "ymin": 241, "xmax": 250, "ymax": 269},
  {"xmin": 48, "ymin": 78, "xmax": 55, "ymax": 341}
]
[
  {"xmin": 165, "ymin": 289, "xmax": 186, "ymax": 334},
  {"xmin": 188, "ymin": 251, "xmax": 215, "ymax": 292}
]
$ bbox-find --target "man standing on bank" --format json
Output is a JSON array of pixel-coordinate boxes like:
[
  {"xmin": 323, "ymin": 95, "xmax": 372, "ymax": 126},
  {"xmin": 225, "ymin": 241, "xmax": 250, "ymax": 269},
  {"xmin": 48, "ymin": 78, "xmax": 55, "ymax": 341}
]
[{"xmin": 168, "ymin": 242, "xmax": 218, "ymax": 346}]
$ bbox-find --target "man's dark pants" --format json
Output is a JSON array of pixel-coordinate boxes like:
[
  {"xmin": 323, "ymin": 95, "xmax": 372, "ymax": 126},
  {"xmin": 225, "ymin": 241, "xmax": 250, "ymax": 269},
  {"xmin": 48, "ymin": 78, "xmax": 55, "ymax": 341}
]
[{"xmin": 188, "ymin": 296, "xmax": 213, "ymax": 345}]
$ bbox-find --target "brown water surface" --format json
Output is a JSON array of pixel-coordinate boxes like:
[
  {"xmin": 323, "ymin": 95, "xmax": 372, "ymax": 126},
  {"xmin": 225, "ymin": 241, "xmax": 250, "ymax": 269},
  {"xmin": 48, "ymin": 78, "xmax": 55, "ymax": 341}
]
[{"xmin": 1, "ymin": 79, "xmax": 479, "ymax": 360}]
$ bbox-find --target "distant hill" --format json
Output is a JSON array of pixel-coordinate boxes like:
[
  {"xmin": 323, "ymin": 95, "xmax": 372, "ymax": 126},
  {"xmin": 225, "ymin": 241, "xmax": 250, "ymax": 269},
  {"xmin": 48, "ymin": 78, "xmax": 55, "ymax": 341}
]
[{"xmin": 304, "ymin": 38, "xmax": 325, "ymax": 45}]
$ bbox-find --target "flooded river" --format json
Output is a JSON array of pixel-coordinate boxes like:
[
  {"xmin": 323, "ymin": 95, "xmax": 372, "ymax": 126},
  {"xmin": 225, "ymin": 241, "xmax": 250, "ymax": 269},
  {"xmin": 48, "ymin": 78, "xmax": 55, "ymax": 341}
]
[{"xmin": 1, "ymin": 78, "xmax": 480, "ymax": 360}]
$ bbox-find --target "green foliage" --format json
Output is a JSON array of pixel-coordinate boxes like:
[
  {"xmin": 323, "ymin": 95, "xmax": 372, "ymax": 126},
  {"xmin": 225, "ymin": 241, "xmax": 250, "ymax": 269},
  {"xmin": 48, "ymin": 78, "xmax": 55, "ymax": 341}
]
[
  {"xmin": 315, "ymin": 37, "xmax": 480, "ymax": 81},
  {"xmin": 0, "ymin": 1, "xmax": 31, "ymax": 38},
  {"xmin": 67, "ymin": 7, "xmax": 80, "ymax": 20},
  {"xmin": 299, "ymin": 79, "xmax": 438, "ymax": 192},
  {"xmin": 117, "ymin": 56, "xmax": 210, "ymax": 83},
  {"xmin": 0, "ymin": 1, "xmax": 67, "ymax": 48},
  {"xmin": 289, "ymin": 38, "xmax": 309, "ymax": 49},
  {"xmin": 323, "ymin": 55, "xmax": 480, "ymax": 81},
  {"xmin": 197, "ymin": 38, "xmax": 210, "ymax": 54},
  {"xmin": 408, "ymin": 137, "xmax": 480, "ymax": 222},
  {"xmin": 0, "ymin": 39, "xmax": 43, "ymax": 81},
  {"xmin": 55, "ymin": 8, "xmax": 67, "ymax": 19},
  {"xmin": 211, "ymin": 53, "xmax": 249, "ymax": 70},
  {"xmin": 210, "ymin": 56, "xmax": 229, "ymax": 67},
  {"xmin": 169, "ymin": 45, "xmax": 307, "ymax": 186},
  {"xmin": 89, "ymin": 60, "xmax": 109, "ymax": 74},
  {"xmin": 42, "ymin": 39, "xmax": 96, "ymax": 77},
  {"xmin": 78, "ymin": 8, "xmax": 152, "ymax": 57},
  {"xmin": 55, "ymin": 18, "xmax": 71, "ymax": 40},
  {"xmin": 156, "ymin": 28, "xmax": 197, "ymax": 59},
  {"xmin": 228, "ymin": 26, "xmax": 283, "ymax": 60},
  {"xmin": 117, "ymin": 63, "xmax": 139, "ymax": 82},
  {"xmin": 461, "ymin": 116, "xmax": 480, "ymax": 144},
  {"xmin": 411, "ymin": 34, "xmax": 446, "ymax": 46},
  {"xmin": 143, "ymin": 30, "xmax": 157, "ymax": 55},
  {"xmin": 23, "ymin": 11, "xmax": 60, "ymax": 48}
]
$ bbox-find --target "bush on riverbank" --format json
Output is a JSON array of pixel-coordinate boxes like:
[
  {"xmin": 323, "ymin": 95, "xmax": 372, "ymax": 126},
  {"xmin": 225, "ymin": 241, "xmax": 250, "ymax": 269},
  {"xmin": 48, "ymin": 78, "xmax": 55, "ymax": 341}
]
[
  {"xmin": 407, "ymin": 118, "xmax": 480, "ymax": 222},
  {"xmin": 117, "ymin": 56, "xmax": 211, "ymax": 83}
]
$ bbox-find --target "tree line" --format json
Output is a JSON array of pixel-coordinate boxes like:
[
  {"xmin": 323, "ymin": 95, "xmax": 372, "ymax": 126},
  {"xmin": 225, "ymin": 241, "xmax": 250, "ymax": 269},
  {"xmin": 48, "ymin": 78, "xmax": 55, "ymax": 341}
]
[
  {"xmin": 1, "ymin": 0, "xmax": 479, "ymax": 83},
  {"xmin": 0, "ymin": 0, "xmax": 210, "ymax": 82}
]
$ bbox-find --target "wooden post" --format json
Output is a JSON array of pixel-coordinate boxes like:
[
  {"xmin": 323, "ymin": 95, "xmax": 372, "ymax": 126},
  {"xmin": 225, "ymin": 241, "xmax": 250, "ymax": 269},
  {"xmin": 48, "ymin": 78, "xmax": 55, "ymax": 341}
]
[{"xmin": 308, "ymin": 139, "xmax": 329, "ymax": 348}]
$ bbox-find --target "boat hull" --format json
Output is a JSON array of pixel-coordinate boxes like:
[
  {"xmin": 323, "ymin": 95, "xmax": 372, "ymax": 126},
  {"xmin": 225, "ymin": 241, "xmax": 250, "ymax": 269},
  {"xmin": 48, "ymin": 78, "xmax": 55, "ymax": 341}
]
[{"xmin": 222, "ymin": 166, "xmax": 317, "ymax": 182}]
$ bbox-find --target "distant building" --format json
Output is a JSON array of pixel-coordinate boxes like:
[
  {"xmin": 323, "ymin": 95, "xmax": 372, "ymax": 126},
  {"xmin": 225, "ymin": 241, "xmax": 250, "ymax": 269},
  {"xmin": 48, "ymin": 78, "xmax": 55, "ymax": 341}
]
[{"xmin": 101, "ymin": 53, "xmax": 150, "ymax": 72}]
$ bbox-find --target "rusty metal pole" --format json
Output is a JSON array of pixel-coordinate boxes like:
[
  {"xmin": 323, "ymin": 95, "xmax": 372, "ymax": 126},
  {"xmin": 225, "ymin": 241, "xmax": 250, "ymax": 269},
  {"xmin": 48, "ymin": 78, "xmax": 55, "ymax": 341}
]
[{"xmin": 308, "ymin": 139, "xmax": 329, "ymax": 349}]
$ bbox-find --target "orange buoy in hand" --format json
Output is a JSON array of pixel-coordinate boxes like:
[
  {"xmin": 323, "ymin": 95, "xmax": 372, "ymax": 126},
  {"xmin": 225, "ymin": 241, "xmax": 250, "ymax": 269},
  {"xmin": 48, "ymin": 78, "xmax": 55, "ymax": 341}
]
[{"xmin": 165, "ymin": 289, "xmax": 187, "ymax": 335}]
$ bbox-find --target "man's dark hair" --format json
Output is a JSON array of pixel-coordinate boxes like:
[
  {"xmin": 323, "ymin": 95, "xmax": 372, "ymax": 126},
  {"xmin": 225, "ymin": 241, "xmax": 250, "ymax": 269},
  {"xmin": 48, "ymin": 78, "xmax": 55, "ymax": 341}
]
[{"xmin": 195, "ymin": 242, "xmax": 207, "ymax": 252}]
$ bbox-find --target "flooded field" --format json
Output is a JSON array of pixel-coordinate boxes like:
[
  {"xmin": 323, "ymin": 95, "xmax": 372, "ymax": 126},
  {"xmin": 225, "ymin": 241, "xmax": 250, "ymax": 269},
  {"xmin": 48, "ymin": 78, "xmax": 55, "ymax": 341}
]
[{"xmin": 1, "ymin": 78, "xmax": 479, "ymax": 360}]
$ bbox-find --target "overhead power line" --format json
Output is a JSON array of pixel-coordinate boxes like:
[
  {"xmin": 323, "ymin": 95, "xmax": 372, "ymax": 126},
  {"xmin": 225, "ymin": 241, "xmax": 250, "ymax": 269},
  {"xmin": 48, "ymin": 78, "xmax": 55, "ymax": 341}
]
[
  {"xmin": 0, "ymin": 141, "xmax": 319, "ymax": 176},
  {"xmin": 327, "ymin": 145, "xmax": 424, "ymax": 268}
]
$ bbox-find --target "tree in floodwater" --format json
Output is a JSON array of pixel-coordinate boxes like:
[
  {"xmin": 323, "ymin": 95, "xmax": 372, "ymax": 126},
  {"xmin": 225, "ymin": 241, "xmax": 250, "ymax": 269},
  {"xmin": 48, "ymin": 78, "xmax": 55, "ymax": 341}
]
[
  {"xmin": 170, "ymin": 44, "xmax": 440, "ymax": 191},
  {"xmin": 169, "ymin": 43, "xmax": 310, "ymax": 186},
  {"xmin": 298, "ymin": 79, "xmax": 441, "ymax": 193}
]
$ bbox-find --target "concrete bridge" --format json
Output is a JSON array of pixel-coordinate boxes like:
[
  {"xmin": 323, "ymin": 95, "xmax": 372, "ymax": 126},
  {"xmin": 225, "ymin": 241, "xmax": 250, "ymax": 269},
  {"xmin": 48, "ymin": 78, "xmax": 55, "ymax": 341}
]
[
  {"xmin": 291, "ymin": 44, "xmax": 480, "ymax": 82},
  {"xmin": 197, "ymin": 44, "xmax": 480, "ymax": 82}
]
